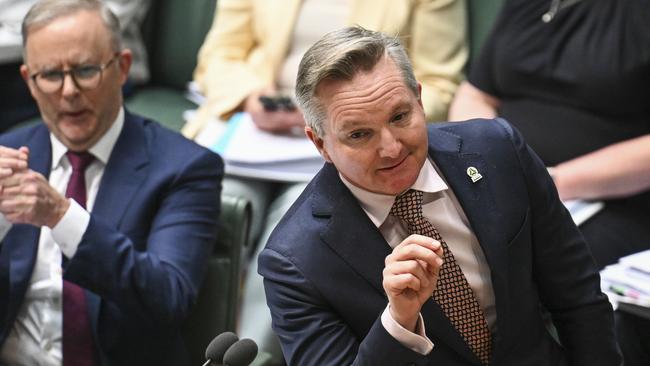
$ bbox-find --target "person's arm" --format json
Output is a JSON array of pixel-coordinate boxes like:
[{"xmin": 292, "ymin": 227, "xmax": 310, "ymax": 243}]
[
  {"xmin": 63, "ymin": 148, "xmax": 223, "ymax": 329},
  {"xmin": 552, "ymin": 134, "xmax": 650, "ymax": 201},
  {"xmin": 409, "ymin": 0, "xmax": 468, "ymax": 122},
  {"xmin": 448, "ymin": 81, "xmax": 500, "ymax": 121},
  {"xmin": 192, "ymin": 0, "xmax": 266, "ymax": 120},
  {"xmin": 498, "ymin": 118, "xmax": 622, "ymax": 365},
  {"xmin": 259, "ymin": 247, "xmax": 433, "ymax": 366}
]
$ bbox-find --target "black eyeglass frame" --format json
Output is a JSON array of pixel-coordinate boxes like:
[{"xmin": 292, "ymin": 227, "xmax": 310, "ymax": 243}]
[{"xmin": 29, "ymin": 52, "xmax": 121, "ymax": 93}]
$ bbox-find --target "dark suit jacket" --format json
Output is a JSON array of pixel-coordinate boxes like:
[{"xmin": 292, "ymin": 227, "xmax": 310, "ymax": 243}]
[
  {"xmin": 0, "ymin": 112, "xmax": 224, "ymax": 365},
  {"xmin": 259, "ymin": 118, "xmax": 621, "ymax": 366}
]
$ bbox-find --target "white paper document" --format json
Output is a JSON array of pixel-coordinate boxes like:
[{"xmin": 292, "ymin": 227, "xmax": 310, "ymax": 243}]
[
  {"xmin": 562, "ymin": 199, "xmax": 604, "ymax": 226},
  {"xmin": 601, "ymin": 250, "xmax": 650, "ymax": 312},
  {"xmin": 191, "ymin": 111, "xmax": 324, "ymax": 182}
]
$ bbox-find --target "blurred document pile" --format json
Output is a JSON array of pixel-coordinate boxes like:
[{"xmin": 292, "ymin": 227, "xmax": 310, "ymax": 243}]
[
  {"xmin": 187, "ymin": 109, "xmax": 324, "ymax": 182},
  {"xmin": 601, "ymin": 250, "xmax": 650, "ymax": 318}
]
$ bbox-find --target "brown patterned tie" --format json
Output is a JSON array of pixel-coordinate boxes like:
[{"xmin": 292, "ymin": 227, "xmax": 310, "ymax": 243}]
[{"xmin": 390, "ymin": 189, "xmax": 491, "ymax": 365}]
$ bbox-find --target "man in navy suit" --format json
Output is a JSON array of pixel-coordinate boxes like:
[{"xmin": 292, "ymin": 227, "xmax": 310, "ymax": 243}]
[
  {"xmin": 0, "ymin": 1, "xmax": 223, "ymax": 365},
  {"xmin": 258, "ymin": 26, "xmax": 621, "ymax": 365}
]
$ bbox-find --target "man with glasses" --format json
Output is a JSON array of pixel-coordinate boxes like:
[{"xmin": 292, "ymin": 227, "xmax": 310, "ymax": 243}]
[{"xmin": 0, "ymin": 1, "xmax": 224, "ymax": 365}]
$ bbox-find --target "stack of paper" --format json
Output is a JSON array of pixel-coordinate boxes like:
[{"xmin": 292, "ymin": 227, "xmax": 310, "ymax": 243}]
[
  {"xmin": 190, "ymin": 111, "xmax": 324, "ymax": 182},
  {"xmin": 601, "ymin": 250, "xmax": 650, "ymax": 318},
  {"xmin": 562, "ymin": 199, "xmax": 604, "ymax": 226}
]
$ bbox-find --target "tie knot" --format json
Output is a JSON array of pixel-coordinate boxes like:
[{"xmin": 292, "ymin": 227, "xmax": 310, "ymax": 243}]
[
  {"xmin": 66, "ymin": 151, "xmax": 95, "ymax": 173},
  {"xmin": 390, "ymin": 189, "xmax": 424, "ymax": 221}
]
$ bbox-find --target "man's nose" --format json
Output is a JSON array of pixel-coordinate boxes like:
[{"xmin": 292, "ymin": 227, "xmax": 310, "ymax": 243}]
[
  {"xmin": 61, "ymin": 73, "xmax": 80, "ymax": 97},
  {"xmin": 378, "ymin": 128, "xmax": 401, "ymax": 158}
]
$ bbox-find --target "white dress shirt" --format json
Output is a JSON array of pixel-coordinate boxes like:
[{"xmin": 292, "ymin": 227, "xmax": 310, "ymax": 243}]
[
  {"xmin": 0, "ymin": 109, "xmax": 124, "ymax": 366},
  {"xmin": 340, "ymin": 158, "xmax": 497, "ymax": 355}
]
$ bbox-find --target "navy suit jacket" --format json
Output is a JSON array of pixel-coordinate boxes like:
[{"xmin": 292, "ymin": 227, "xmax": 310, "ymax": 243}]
[
  {"xmin": 0, "ymin": 112, "xmax": 224, "ymax": 365},
  {"xmin": 259, "ymin": 118, "xmax": 621, "ymax": 366}
]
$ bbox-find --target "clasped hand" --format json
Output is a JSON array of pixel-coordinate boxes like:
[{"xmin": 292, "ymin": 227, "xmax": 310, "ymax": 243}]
[
  {"xmin": 0, "ymin": 146, "xmax": 69, "ymax": 228},
  {"xmin": 383, "ymin": 234, "xmax": 444, "ymax": 332}
]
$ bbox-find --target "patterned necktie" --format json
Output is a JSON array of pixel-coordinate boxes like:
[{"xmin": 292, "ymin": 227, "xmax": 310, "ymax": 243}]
[
  {"xmin": 390, "ymin": 189, "xmax": 491, "ymax": 365},
  {"xmin": 62, "ymin": 151, "xmax": 95, "ymax": 366}
]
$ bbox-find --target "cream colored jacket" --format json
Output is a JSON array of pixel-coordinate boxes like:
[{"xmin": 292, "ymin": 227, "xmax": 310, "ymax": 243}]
[{"xmin": 183, "ymin": 0, "xmax": 467, "ymax": 138}]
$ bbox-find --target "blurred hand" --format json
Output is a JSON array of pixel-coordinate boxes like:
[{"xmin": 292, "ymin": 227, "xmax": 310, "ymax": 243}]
[
  {"xmin": 0, "ymin": 160, "xmax": 69, "ymax": 228},
  {"xmin": 0, "ymin": 146, "xmax": 29, "ymax": 180},
  {"xmin": 383, "ymin": 234, "xmax": 444, "ymax": 332},
  {"xmin": 244, "ymin": 89, "xmax": 305, "ymax": 134}
]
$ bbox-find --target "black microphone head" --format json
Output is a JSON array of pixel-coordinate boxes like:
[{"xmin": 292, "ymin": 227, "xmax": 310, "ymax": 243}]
[
  {"xmin": 205, "ymin": 331, "xmax": 239, "ymax": 362},
  {"xmin": 223, "ymin": 338, "xmax": 258, "ymax": 366}
]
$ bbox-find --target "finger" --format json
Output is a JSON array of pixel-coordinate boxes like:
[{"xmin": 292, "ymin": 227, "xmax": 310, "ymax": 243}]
[
  {"xmin": 0, "ymin": 157, "xmax": 28, "ymax": 171},
  {"xmin": 0, "ymin": 167, "xmax": 13, "ymax": 179},
  {"xmin": 0, "ymin": 146, "xmax": 29, "ymax": 161},
  {"xmin": 388, "ymin": 243, "xmax": 444, "ymax": 270},
  {"xmin": 385, "ymin": 259, "xmax": 430, "ymax": 288},
  {"xmin": 384, "ymin": 272, "xmax": 422, "ymax": 293},
  {"xmin": 395, "ymin": 234, "xmax": 442, "ymax": 251}
]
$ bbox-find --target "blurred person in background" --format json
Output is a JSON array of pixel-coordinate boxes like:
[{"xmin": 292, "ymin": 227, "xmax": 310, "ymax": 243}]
[{"xmin": 449, "ymin": 0, "xmax": 650, "ymax": 364}]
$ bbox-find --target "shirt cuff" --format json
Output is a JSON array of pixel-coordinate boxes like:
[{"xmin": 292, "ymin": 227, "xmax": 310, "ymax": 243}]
[
  {"xmin": 381, "ymin": 305, "xmax": 434, "ymax": 355},
  {"xmin": 51, "ymin": 198, "xmax": 90, "ymax": 259},
  {"xmin": 0, "ymin": 214, "xmax": 12, "ymax": 241}
]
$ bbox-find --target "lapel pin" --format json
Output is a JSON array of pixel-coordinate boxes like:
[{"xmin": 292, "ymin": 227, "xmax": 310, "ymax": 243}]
[{"xmin": 466, "ymin": 166, "xmax": 483, "ymax": 183}]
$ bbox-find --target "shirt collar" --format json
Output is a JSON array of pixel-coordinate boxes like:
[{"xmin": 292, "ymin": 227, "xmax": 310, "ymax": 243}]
[
  {"xmin": 340, "ymin": 158, "xmax": 448, "ymax": 227},
  {"xmin": 51, "ymin": 107, "xmax": 125, "ymax": 169}
]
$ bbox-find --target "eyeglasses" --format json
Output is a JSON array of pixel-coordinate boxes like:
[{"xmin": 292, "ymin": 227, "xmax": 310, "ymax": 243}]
[{"xmin": 29, "ymin": 53, "xmax": 120, "ymax": 94}]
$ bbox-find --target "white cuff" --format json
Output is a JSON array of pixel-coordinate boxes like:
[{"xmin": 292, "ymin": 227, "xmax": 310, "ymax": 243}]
[
  {"xmin": 51, "ymin": 199, "xmax": 90, "ymax": 259},
  {"xmin": 0, "ymin": 214, "xmax": 12, "ymax": 241},
  {"xmin": 380, "ymin": 305, "xmax": 434, "ymax": 355}
]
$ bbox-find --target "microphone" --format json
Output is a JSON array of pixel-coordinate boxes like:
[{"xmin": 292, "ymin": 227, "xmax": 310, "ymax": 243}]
[
  {"xmin": 202, "ymin": 331, "xmax": 239, "ymax": 366},
  {"xmin": 222, "ymin": 338, "xmax": 258, "ymax": 366}
]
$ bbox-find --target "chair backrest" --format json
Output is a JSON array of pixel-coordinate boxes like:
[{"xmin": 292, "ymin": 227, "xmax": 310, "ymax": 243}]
[
  {"xmin": 182, "ymin": 193, "xmax": 252, "ymax": 365},
  {"xmin": 143, "ymin": 0, "xmax": 217, "ymax": 89},
  {"xmin": 466, "ymin": 0, "xmax": 505, "ymax": 71}
]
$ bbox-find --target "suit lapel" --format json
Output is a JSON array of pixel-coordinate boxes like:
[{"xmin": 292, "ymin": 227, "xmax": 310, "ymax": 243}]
[
  {"xmin": 91, "ymin": 113, "xmax": 149, "ymax": 226},
  {"xmin": 86, "ymin": 113, "xmax": 149, "ymax": 341},
  {"xmin": 427, "ymin": 126, "xmax": 510, "ymax": 356},
  {"xmin": 313, "ymin": 164, "xmax": 390, "ymax": 296},
  {"xmin": 312, "ymin": 161, "xmax": 485, "ymax": 364}
]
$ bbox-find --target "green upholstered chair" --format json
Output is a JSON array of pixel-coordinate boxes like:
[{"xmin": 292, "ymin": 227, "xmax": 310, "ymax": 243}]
[
  {"xmin": 182, "ymin": 193, "xmax": 252, "ymax": 365},
  {"xmin": 125, "ymin": 0, "xmax": 217, "ymax": 131},
  {"xmin": 466, "ymin": 0, "xmax": 505, "ymax": 71}
]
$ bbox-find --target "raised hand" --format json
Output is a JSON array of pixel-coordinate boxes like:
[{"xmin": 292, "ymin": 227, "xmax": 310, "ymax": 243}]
[{"xmin": 382, "ymin": 234, "xmax": 444, "ymax": 332}]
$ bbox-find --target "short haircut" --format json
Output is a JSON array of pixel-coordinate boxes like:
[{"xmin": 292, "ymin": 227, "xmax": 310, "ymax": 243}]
[
  {"xmin": 22, "ymin": 0, "xmax": 122, "ymax": 60},
  {"xmin": 295, "ymin": 26, "xmax": 419, "ymax": 137}
]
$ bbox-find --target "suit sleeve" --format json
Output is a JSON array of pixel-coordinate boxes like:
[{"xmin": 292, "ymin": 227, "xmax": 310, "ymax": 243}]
[
  {"xmin": 62, "ymin": 148, "xmax": 223, "ymax": 330},
  {"xmin": 409, "ymin": 0, "xmax": 468, "ymax": 122},
  {"xmin": 259, "ymin": 247, "xmax": 430, "ymax": 366},
  {"xmin": 497, "ymin": 118, "xmax": 622, "ymax": 365}
]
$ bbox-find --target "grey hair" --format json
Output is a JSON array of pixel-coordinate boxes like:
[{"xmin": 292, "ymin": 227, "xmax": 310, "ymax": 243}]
[
  {"xmin": 295, "ymin": 26, "xmax": 419, "ymax": 137},
  {"xmin": 22, "ymin": 0, "xmax": 122, "ymax": 59}
]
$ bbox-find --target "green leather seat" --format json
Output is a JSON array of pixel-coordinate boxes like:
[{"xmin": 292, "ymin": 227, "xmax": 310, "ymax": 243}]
[
  {"xmin": 183, "ymin": 193, "xmax": 251, "ymax": 365},
  {"xmin": 125, "ymin": 0, "xmax": 217, "ymax": 131}
]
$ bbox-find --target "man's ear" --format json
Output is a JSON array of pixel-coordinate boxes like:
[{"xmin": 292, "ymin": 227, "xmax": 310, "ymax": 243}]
[
  {"xmin": 117, "ymin": 49, "xmax": 133, "ymax": 85},
  {"xmin": 416, "ymin": 82, "xmax": 423, "ymax": 108},
  {"xmin": 305, "ymin": 126, "xmax": 332, "ymax": 162},
  {"xmin": 20, "ymin": 64, "xmax": 37, "ymax": 98}
]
